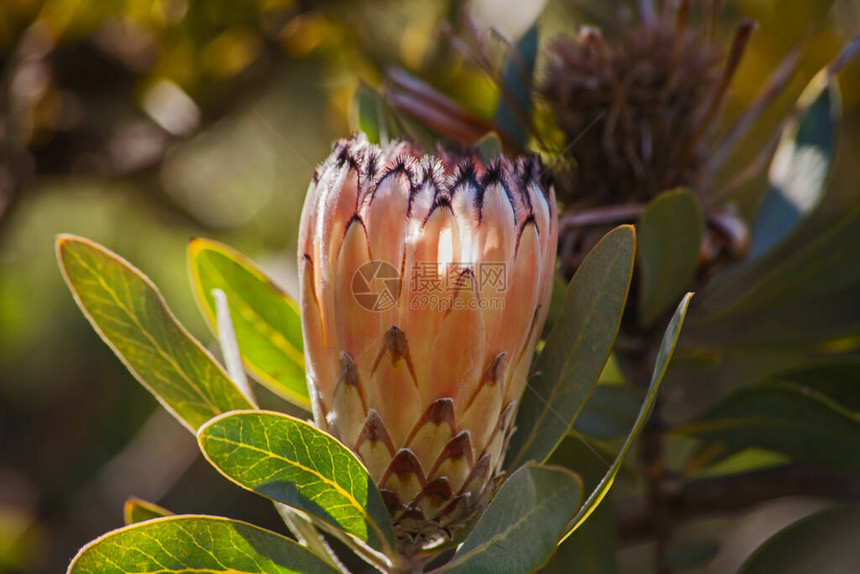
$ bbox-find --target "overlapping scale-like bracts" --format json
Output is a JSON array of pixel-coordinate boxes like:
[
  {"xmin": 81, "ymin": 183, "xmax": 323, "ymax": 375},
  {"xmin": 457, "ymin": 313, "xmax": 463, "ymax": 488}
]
[{"xmin": 298, "ymin": 134, "xmax": 557, "ymax": 553}]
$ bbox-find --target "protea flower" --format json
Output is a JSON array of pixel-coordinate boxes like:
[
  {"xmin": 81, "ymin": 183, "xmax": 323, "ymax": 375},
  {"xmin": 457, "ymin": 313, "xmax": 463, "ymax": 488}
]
[{"xmin": 298, "ymin": 134, "xmax": 557, "ymax": 553}]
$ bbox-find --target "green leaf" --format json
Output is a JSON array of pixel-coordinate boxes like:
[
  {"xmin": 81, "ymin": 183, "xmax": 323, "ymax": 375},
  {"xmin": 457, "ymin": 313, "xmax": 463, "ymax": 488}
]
[
  {"xmin": 188, "ymin": 238, "xmax": 309, "ymax": 409},
  {"xmin": 562, "ymin": 293, "xmax": 693, "ymax": 540},
  {"xmin": 68, "ymin": 515, "xmax": 340, "ymax": 574},
  {"xmin": 476, "ymin": 131, "xmax": 503, "ymax": 159},
  {"xmin": 352, "ymin": 82, "xmax": 396, "ymax": 145},
  {"xmin": 540, "ymin": 505, "xmax": 619, "ymax": 574},
  {"xmin": 438, "ymin": 463, "xmax": 583, "ymax": 574},
  {"xmin": 197, "ymin": 410, "xmax": 395, "ymax": 553},
  {"xmin": 773, "ymin": 361, "xmax": 860, "ymax": 411},
  {"xmin": 737, "ymin": 504, "xmax": 860, "ymax": 574},
  {"xmin": 123, "ymin": 498, "xmax": 172, "ymax": 525},
  {"xmin": 573, "ymin": 384, "xmax": 642, "ymax": 441},
  {"xmin": 750, "ymin": 69, "xmax": 840, "ymax": 259},
  {"xmin": 723, "ymin": 206, "xmax": 860, "ymax": 307},
  {"xmin": 542, "ymin": 272, "xmax": 569, "ymax": 338},
  {"xmin": 674, "ymin": 381, "xmax": 860, "ymax": 474},
  {"xmin": 56, "ymin": 235, "xmax": 253, "ymax": 432},
  {"xmin": 683, "ymin": 208, "xmax": 860, "ymax": 360},
  {"xmin": 685, "ymin": 282, "xmax": 860, "ymax": 349},
  {"xmin": 494, "ymin": 25, "xmax": 538, "ymax": 148},
  {"xmin": 545, "ymin": 432, "xmax": 624, "ymax": 572},
  {"xmin": 506, "ymin": 226, "xmax": 635, "ymax": 469},
  {"xmin": 637, "ymin": 190, "xmax": 703, "ymax": 326},
  {"xmin": 689, "ymin": 448, "xmax": 789, "ymax": 478},
  {"xmin": 548, "ymin": 435, "xmax": 617, "ymax": 495}
]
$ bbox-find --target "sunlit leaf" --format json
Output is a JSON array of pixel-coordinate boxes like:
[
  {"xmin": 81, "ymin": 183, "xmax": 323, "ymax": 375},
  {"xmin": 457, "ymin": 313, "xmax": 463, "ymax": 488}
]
[
  {"xmin": 352, "ymin": 82, "xmax": 399, "ymax": 145},
  {"xmin": 197, "ymin": 410, "xmax": 395, "ymax": 553},
  {"xmin": 737, "ymin": 504, "xmax": 860, "ymax": 574},
  {"xmin": 637, "ymin": 189, "xmax": 703, "ymax": 326},
  {"xmin": 438, "ymin": 463, "xmax": 583, "ymax": 574},
  {"xmin": 188, "ymin": 238, "xmax": 309, "ymax": 409},
  {"xmin": 123, "ymin": 498, "xmax": 172, "ymax": 525},
  {"xmin": 675, "ymin": 381, "xmax": 860, "ymax": 474},
  {"xmin": 561, "ymin": 293, "xmax": 693, "ymax": 541},
  {"xmin": 541, "ymin": 505, "xmax": 619, "ymax": 574},
  {"xmin": 688, "ymin": 448, "xmax": 789, "ymax": 478},
  {"xmin": 68, "ymin": 515, "xmax": 340, "ymax": 574},
  {"xmin": 506, "ymin": 226, "xmax": 635, "ymax": 469},
  {"xmin": 56, "ymin": 235, "xmax": 253, "ymax": 432},
  {"xmin": 750, "ymin": 69, "xmax": 840, "ymax": 259}
]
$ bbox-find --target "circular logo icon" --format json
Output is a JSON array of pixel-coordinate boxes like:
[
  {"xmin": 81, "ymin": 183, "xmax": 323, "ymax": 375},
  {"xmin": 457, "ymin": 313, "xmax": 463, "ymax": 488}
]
[{"xmin": 352, "ymin": 261, "xmax": 402, "ymax": 312}]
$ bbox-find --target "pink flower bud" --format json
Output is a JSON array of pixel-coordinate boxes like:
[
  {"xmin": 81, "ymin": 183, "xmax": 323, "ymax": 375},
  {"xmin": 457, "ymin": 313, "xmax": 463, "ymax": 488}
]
[{"xmin": 298, "ymin": 134, "xmax": 557, "ymax": 552}]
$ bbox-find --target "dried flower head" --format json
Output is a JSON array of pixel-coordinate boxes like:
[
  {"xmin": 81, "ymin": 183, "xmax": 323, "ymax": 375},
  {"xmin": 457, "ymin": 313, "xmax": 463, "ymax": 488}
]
[
  {"xmin": 538, "ymin": 3, "xmax": 764, "ymax": 278},
  {"xmin": 539, "ymin": 16, "xmax": 745, "ymax": 204},
  {"xmin": 298, "ymin": 135, "xmax": 557, "ymax": 553}
]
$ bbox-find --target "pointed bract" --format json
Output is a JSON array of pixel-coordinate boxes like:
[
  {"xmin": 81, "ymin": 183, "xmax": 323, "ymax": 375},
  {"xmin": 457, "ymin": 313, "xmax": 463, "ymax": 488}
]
[{"xmin": 298, "ymin": 135, "xmax": 557, "ymax": 553}]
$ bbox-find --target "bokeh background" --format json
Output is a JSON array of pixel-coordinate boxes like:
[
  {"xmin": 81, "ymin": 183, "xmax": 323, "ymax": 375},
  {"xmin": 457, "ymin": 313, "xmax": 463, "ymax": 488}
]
[{"xmin": 1, "ymin": 0, "xmax": 858, "ymax": 572}]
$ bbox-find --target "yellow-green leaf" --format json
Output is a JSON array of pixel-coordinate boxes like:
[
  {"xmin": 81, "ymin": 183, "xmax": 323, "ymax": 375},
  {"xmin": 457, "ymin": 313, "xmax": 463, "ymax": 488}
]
[
  {"xmin": 56, "ymin": 235, "xmax": 253, "ymax": 432},
  {"xmin": 197, "ymin": 410, "xmax": 395, "ymax": 553},
  {"xmin": 188, "ymin": 238, "xmax": 309, "ymax": 409},
  {"xmin": 123, "ymin": 497, "xmax": 173, "ymax": 525},
  {"xmin": 68, "ymin": 515, "xmax": 340, "ymax": 574},
  {"xmin": 352, "ymin": 82, "xmax": 395, "ymax": 145}
]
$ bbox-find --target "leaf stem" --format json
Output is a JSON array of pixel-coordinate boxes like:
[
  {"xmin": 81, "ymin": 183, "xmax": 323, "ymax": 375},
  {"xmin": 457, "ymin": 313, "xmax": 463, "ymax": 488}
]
[
  {"xmin": 213, "ymin": 288, "xmax": 256, "ymax": 405},
  {"xmin": 275, "ymin": 503, "xmax": 349, "ymax": 573}
]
